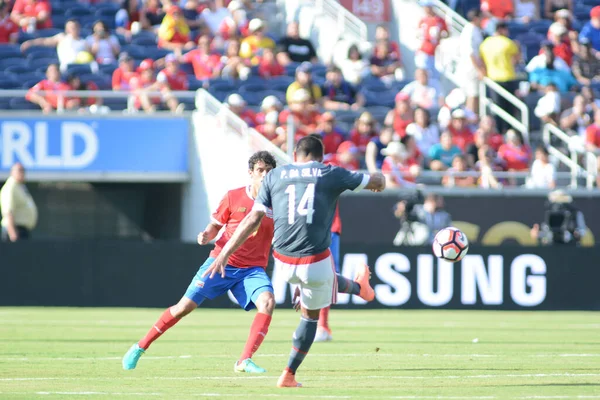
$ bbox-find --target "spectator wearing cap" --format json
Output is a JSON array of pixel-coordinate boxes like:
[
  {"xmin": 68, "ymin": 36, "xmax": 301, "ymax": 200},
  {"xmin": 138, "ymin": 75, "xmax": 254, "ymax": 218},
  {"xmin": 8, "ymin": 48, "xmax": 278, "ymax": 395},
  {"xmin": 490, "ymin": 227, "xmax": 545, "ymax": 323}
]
[
  {"xmin": 447, "ymin": 109, "xmax": 474, "ymax": 151},
  {"xmin": 513, "ymin": 0, "xmax": 540, "ymax": 24},
  {"xmin": 546, "ymin": 22, "xmax": 573, "ymax": 66},
  {"xmin": 317, "ymin": 112, "xmax": 346, "ymax": 155},
  {"xmin": 257, "ymin": 110, "xmax": 284, "ymax": 144},
  {"xmin": 25, "ymin": 64, "xmax": 69, "ymax": 113},
  {"xmin": 157, "ymin": 54, "xmax": 188, "ymax": 113},
  {"xmin": 218, "ymin": 1, "xmax": 248, "ymax": 40},
  {"xmin": 572, "ymin": 39, "xmax": 600, "ymax": 86},
  {"xmin": 65, "ymin": 73, "xmax": 100, "ymax": 111},
  {"xmin": 528, "ymin": 43, "xmax": 577, "ymax": 93},
  {"xmin": 442, "ymin": 155, "xmax": 477, "ymax": 188},
  {"xmin": 322, "ymin": 66, "xmax": 364, "ymax": 111},
  {"xmin": 21, "ymin": 19, "xmax": 89, "ymax": 73},
  {"xmin": 11, "ymin": 0, "xmax": 52, "ymax": 33},
  {"xmin": 479, "ymin": 22, "xmax": 520, "ymax": 133},
  {"xmin": 256, "ymin": 95, "xmax": 282, "ymax": 125},
  {"xmin": 526, "ymin": 41, "xmax": 569, "ymax": 73},
  {"xmin": 227, "ymin": 94, "xmax": 257, "ymax": 126},
  {"xmin": 381, "ymin": 142, "xmax": 421, "ymax": 187},
  {"xmin": 258, "ymin": 47, "xmax": 284, "ymax": 78},
  {"xmin": 498, "ymin": 129, "xmax": 531, "ymax": 171},
  {"xmin": 553, "ymin": 9, "xmax": 578, "ymax": 51},
  {"xmin": 385, "ymin": 92, "xmax": 414, "ymax": 138},
  {"xmin": 416, "ymin": 0, "xmax": 447, "ymax": 78},
  {"xmin": 437, "ymin": 88, "xmax": 477, "ymax": 131},
  {"xmin": 276, "ymin": 21, "xmax": 317, "ymax": 66},
  {"xmin": 112, "ymin": 53, "xmax": 137, "ymax": 91},
  {"xmin": 179, "ymin": 35, "xmax": 223, "ymax": 81},
  {"xmin": 400, "ymin": 68, "xmax": 443, "ymax": 112},
  {"xmin": 130, "ymin": 58, "xmax": 162, "ymax": 113},
  {"xmin": 580, "ymin": 6, "xmax": 600, "ymax": 53},
  {"xmin": 429, "ymin": 131, "xmax": 463, "ymax": 171},
  {"xmin": 327, "ymin": 141, "xmax": 360, "ymax": 171},
  {"xmin": 286, "ymin": 62, "xmax": 322, "ymax": 105},
  {"xmin": 456, "ymin": 9, "xmax": 485, "ymax": 115},
  {"xmin": 365, "ymin": 126, "xmax": 395, "ymax": 172},
  {"xmin": 201, "ymin": 0, "xmax": 231, "ymax": 36},
  {"xmin": 350, "ymin": 112, "xmax": 379, "ymax": 155},
  {"xmin": 544, "ymin": 0, "xmax": 572, "ymax": 20},
  {"xmin": 369, "ymin": 39, "xmax": 403, "ymax": 82},
  {"xmin": 239, "ymin": 18, "xmax": 275, "ymax": 65},
  {"xmin": 340, "ymin": 44, "xmax": 370, "ymax": 86},
  {"xmin": 158, "ymin": 6, "xmax": 195, "ymax": 52},
  {"xmin": 278, "ymin": 88, "xmax": 321, "ymax": 141},
  {"xmin": 86, "ymin": 20, "xmax": 120, "ymax": 65},
  {"xmin": 405, "ymin": 107, "xmax": 440, "ymax": 155},
  {"xmin": 0, "ymin": 2, "xmax": 19, "ymax": 44},
  {"xmin": 534, "ymin": 83, "xmax": 561, "ymax": 125}
]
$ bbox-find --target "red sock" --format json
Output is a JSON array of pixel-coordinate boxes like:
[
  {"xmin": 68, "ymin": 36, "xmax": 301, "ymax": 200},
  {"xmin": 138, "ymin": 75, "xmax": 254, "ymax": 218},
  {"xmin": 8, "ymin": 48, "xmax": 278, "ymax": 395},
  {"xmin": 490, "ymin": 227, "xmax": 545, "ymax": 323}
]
[
  {"xmin": 239, "ymin": 312, "xmax": 272, "ymax": 362},
  {"xmin": 318, "ymin": 306, "xmax": 330, "ymax": 330},
  {"xmin": 138, "ymin": 308, "xmax": 180, "ymax": 350}
]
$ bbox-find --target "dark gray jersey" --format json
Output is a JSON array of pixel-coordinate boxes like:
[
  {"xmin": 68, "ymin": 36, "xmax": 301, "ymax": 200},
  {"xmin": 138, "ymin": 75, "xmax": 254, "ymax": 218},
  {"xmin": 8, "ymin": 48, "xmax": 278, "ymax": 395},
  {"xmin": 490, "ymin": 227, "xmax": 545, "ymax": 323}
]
[{"xmin": 254, "ymin": 161, "xmax": 369, "ymax": 257}]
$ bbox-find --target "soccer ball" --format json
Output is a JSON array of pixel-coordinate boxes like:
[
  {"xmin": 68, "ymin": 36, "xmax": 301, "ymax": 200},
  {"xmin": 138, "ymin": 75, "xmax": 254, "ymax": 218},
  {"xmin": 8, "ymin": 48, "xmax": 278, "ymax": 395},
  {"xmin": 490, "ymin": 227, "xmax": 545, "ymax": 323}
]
[{"xmin": 432, "ymin": 227, "xmax": 469, "ymax": 263}]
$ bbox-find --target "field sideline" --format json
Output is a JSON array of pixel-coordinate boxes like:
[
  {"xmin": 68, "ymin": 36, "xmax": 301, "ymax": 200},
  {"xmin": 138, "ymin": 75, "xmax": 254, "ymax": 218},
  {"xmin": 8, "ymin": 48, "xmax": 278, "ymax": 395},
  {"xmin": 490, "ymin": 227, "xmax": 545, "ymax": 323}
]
[{"xmin": 0, "ymin": 308, "xmax": 599, "ymax": 399}]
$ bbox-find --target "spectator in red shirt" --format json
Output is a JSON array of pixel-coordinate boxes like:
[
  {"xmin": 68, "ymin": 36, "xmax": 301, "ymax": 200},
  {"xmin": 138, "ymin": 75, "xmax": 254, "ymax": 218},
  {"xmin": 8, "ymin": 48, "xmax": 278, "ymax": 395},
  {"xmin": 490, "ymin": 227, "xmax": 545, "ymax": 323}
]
[
  {"xmin": 219, "ymin": 0, "xmax": 248, "ymax": 40},
  {"xmin": 180, "ymin": 35, "xmax": 222, "ymax": 81},
  {"xmin": 381, "ymin": 141, "xmax": 421, "ymax": 187},
  {"xmin": 11, "ymin": 0, "xmax": 51, "ymax": 32},
  {"xmin": 256, "ymin": 95, "xmax": 282, "ymax": 125},
  {"xmin": 498, "ymin": 129, "xmax": 532, "ymax": 171},
  {"xmin": 402, "ymin": 134, "xmax": 424, "ymax": 168},
  {"xmin": 26, "ymin": 64, "xmax": 70, "ymax": 113},
  {"xmin": 448, "ymin": 109, "xmax": 474, "ymax": 151},
  {"xmin": 0, "ymin": 3, "xmax": 18, "ymax": 43},
  {"xmin": 442, "ymin": 154, "xmax": 477, "ymax": 187},
  {"xmin": 256, "ymin": 110, "xmax": 284, "ymax": 144},
  {"xmin": 65, "ymin": 73, "xmax": 101, "ymax": 111},
  {"xmin": 479, "ymin": 115, "xmax": 504, "ymax": 150},
  {"xmin": 481, "ymin": 0, "xmax": 514, "ymax": 20},
  {"xmin": 157, "ymin": 53, "xmax": 188, "ymax": 113},
  {"xmin": 258, "ymin": 47, "xmax": 284, "ymax": 78},
  {"xmin": 317, "ymin": 112, "xmax": 346, "ymax": 156},
  {"xmin": 112, "ymin": 52, "xmax": 137, "ymax": 91},
  {"xmin": 327, "ymin": 141, "xmax": 360, "ymax": 171},
  {"xmin": 370, "ymin": 39, "xmax": 403, "ymax": 82},
  {"xmin": 416, "ymin": 0, "xmax": 447, "ymax": 78},
  {"xmin": 227, "ymin": 93, "xmax": 257, "ymax": 126},
  {"xmin": 278, "ymin": 88, "xmax": 321, "ymax": 144},
  {"xmin": 350, "ymin": 111, "xmax": 378, "ymax": 155},
  {"xmin": 131, "ymin": 58, "xmax": 162, "ymax": 113},
  {"xmin": 547, "ymin": 22, "xmax": 573, "ymax": 66},
  {"xmin": 158, "ymin": 6, "xmax": 195, "ymax": 52},
  {"xmin": 385, "ymin": 92, "xmax": 414, "ymax": 138},
  {"xmin": 374, "ymin": 24, "xmax": 401, "ymax": 61}
]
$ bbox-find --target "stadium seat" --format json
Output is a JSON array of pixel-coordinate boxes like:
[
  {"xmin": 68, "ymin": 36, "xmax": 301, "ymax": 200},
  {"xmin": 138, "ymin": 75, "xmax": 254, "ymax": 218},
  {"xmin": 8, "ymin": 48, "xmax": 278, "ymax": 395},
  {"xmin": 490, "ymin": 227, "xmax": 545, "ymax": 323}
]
[
  {"xmin": 36, "ymin": 28, "xmax": 62, "ymax": 38},
  {"xmin": 99, "ymin": 63, "xmax": 118, "ymax": 75},
  {"xmin": 102, "ymin": 98, "xmax": 129, "ymax": 111},
  {"xmin": 132, "ymin": 36, "xmax": 157, "ymax": 47},
  {"xmin": 145, "ymin": 48, "xmax": 171, "ymax": 60},
  {"xmin": 95, "ymin": 7, "xmax": 119, "ymax": 18},
  {"xmin": 365, "ymin": 106, "xmax": 390, "ymax": 124},
  {"xmin": 179, "ymin": 97, "xmax": 196, "ymax": 111},
  {"xmin": 285, "ymin": 62, "xmax": 300, "ymax": 76},
  {"xmin": 239, "ymin": 81, "xmax": 269, "ymax": 95},
  {"xmin": 10, "ymin": 98, "xmax": 41, "ymax": 110},
  {"xmin": 241, "ymin": 91, "xmax": 264, "ymax": 106},
  {"xmin": 362, "ymin": 88, "xmax": 396, "ymax": 108},
  {"xmin": 5, "ymin": 65, "xmax": 34, "ymax": 78},
  {"xmin": 187, "ymin": 78, "xmax": 205, "ymax": 91},
  {"xmin": 51, "ymin": 15, "xmax": 67, "ymax": 29},
  {"xmin": 574, "ymin": 6, "xmax": 592, "ymax": 21},
  {"xmin": 179, "ymin": 63, "xmax": 194, "ymax": 76},
  {"xmin": 0, "ymin": 78, "xmax": 20, "ymax": 89},
  {"xmin": 258, "ymin": 89, "xmax": 286, "ymax": 105},
  {"xmin": 28, "ymin": 57, "xmax": 60, "ymax": 69},
  {"xmin": 80, "ymin": 73, "xmax": 111, "ymax": 90},
  {"xmin": 65, "ymin": 5, "xmax": 93, "ymax": 18},
  {"xmin": 0, "ymin": 58, "xmax": 28, "ymax": 69},
  {"xmin": 121, "ymin": 44, "xmax": 149, "ymax": 60},
  {"xmin": 22, "ymin": 78, "xmax": 41, "ymax": 89},
  {"xmin": 0, "ymin": 45, "xmax": 22, "ymax": 59},
  {"xmin": 66, "ymin": 64, "xmax": 93, "ymax": 75},
  {"xmin": 25, "ymin": 46, "xmax": 58, "ymax": 59},
  {"xmin": 0, "ymin": 98, "xmax": 11, "ymax": 110}
]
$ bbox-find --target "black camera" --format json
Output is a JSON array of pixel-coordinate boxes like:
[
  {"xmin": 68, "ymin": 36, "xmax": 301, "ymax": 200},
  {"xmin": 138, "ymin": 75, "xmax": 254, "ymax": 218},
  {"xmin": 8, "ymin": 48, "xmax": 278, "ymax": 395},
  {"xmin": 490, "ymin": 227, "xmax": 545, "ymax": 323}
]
[
  {"xmin": 543, "ymin": 201, "xmax": 579, "ymax": 245},
  {"xmin": 396, "ymin": 189, "xmax": 425, "ymax": 223}
]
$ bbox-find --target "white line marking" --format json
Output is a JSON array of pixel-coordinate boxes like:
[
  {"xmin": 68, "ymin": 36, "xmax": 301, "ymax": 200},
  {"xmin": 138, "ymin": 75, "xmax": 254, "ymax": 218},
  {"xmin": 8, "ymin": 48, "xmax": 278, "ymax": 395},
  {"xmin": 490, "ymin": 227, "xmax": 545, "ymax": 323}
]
[
  {"xmin": 35, "ymin": 392, "xmax": 162, "ymax": 396},
  {"xmin": 1, "ymin": 372, "xmax": 599, "ymax": 382}
]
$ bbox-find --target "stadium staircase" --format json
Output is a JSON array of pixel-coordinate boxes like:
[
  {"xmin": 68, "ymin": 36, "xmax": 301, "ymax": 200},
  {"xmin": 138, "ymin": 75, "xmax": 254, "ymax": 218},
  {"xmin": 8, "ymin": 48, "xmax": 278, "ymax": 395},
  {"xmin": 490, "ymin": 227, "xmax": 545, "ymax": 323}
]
[{"xmin": 427, "ymin": 0, "xmax": 597, "ymax": 188}]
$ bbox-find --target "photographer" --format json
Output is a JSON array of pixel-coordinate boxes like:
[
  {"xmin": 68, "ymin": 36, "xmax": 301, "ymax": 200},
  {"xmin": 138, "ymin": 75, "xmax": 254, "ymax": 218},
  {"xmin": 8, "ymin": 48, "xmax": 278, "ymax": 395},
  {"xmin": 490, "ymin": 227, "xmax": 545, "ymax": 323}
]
[
  {"xmin": 393, "ymin": 192, "xmax": 452, "ymax": 246},
  {"xmin": 530, "ymin": 190, "xmax": 587, "ymax": 246}
]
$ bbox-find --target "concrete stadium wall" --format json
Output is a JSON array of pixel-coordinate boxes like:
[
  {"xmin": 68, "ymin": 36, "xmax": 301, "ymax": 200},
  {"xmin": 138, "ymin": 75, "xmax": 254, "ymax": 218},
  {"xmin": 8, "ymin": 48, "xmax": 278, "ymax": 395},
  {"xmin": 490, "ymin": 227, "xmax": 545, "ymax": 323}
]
[{"xmin": 1, "ymin": 242, "xmax": 598, "ymax": 310}]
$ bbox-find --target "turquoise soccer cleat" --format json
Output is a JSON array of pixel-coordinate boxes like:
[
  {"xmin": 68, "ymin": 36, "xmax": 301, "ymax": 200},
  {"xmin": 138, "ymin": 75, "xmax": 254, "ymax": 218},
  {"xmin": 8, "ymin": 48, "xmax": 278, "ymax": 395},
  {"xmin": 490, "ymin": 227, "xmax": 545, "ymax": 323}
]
[
  {"xmin": 234, "ymin": 358, "xmax": 266, "ymax": 373},
  {"xmin": 122, "ymin": 343, "xmax": 145, "ymax": 370}
]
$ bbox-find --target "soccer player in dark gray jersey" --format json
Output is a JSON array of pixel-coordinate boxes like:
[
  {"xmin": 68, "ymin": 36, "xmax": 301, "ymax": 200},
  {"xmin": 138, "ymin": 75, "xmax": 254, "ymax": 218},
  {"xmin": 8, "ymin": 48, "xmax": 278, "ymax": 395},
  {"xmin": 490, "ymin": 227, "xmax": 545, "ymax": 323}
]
[{"xmin": 207, "ymin": 136, "xmax": 386, "ymax": 388}]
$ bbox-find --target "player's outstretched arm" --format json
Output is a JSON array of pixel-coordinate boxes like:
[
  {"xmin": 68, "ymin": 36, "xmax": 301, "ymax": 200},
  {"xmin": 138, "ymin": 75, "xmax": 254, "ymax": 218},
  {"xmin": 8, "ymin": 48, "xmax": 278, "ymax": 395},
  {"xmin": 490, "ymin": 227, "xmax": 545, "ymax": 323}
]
[
  {"xmin": 365, "ymin": 172, "xmax": 386, "ymax": 192},
  {"xmin": 202, "ymin": 210, "xmax": 266, "ymax": 279}
]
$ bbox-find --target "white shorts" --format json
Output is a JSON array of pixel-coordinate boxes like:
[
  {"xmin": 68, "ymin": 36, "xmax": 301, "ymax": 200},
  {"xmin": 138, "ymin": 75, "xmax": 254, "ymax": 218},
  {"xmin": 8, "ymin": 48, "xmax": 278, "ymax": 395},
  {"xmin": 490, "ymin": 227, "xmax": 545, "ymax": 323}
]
[{"xmin": 274, "ymin": 250, "xmax": 336, "ymax": 310}]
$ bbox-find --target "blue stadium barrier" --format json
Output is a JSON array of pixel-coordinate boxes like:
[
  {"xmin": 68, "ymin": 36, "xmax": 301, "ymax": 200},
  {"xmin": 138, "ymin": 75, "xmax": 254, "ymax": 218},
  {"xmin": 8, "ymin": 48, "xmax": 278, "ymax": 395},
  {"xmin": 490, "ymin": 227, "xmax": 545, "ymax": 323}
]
[{"xmin": 0, "ymin": 45, "xmax": 22, "ymax": 58}]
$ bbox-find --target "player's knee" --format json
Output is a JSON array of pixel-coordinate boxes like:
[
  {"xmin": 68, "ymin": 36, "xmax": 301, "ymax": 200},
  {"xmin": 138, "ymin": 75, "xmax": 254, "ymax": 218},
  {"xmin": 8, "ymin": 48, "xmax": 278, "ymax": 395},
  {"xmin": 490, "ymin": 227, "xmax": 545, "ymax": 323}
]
[
  {"xmin": 256, "ymin": 291, "xmax": 275, "ymax": 315},
  {"xmin": 171, "ymin": 298, "xmax": 197, "ymax": 318}
]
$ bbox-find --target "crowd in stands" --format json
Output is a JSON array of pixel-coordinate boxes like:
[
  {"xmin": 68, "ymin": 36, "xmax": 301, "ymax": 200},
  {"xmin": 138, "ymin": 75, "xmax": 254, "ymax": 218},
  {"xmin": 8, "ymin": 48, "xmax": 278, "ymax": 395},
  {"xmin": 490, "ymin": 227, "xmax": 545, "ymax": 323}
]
[{"xmin": 0, "ymin": 0, "xmax": 598, "ymax": 188}]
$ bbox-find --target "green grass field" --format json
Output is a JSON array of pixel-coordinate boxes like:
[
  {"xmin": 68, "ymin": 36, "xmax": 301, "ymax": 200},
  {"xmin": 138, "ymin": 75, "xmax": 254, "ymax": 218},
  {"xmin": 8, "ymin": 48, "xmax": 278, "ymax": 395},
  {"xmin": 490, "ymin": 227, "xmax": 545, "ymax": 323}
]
[{"xmin": 0, "ymin": 308, "xmax": 599, "ymax": 399}]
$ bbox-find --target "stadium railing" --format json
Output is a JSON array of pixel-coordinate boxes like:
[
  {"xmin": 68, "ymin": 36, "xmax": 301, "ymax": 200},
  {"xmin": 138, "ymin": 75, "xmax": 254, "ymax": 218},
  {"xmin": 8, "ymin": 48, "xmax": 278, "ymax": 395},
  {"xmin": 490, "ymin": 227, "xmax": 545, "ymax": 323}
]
[
  {"xmin": 313, "ymin": 0, "xmax": 368, "ymax": 43},
  {"xmin": 542, "ymin": 123, "xmax": 597, "ymax": 189}
]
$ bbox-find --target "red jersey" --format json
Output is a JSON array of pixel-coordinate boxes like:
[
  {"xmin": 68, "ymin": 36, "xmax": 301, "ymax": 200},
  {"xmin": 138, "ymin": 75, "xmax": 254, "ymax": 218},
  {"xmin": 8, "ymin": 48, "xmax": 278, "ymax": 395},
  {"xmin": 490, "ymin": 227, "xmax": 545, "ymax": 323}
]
[
  {"xmin": 258, "ymin": 60, "xmax": 285, "ymax": 78},
  {"xmin": 158, "ymin": 30, "xmax": 189, "ymax": 48},
  {"xmin": 393, "ymin": 111, "xmax": 413, "ymax": 138},
  {"xmin": 256, "ymin": 124, "xmax": 278, "ymax": 141},
  {"xmin": 25, "ymin": 79, "xmax": 69, "ymax": 108},
  {"xmin": 182, "ymin": 50, "xmax": 222, "ymax": 80},
  {"xmin": 374, "ymin": 41, "xmax": 401, "ymax": 61},
  {"xmin": 210, "ymin": 186, "xmax": 274, "ymax": 269},
  {"xmin": 112, "ymin": 67, "xmax": 137, "ymax": 90},
  {"xmin": 279, "ymin": 109, "xmax": 320, "ymax": 139},
  {"xmin": 586, "ymin": 123, "xmax": 600, "ymax": 147},
  {"xmin": 0, "ymin": 16, "xmax": 18, "ymax": 43},
  {"xmin": 498, "ymin": 143, "xmax": 531, "ymax": 170},
  {"xmin": 488, "ymin": 132, "xmax": 504, "ymax": 151},
  {"xmin": 12, "ymin": 0, "xmax": 52, "ymax": 30},
  {"xmin": 68, "ymin": 81, "xmax": 99, "ymax": 106},
  {"xmin": 327, "ymin": 154, "xmax": 360, "ymax": 171},
  {"xmin": 331, "ymin": 204, "xmax": 342, "ymax": 234},
  {"xmin": 381, "ymin": 156, "xmax": 417, "ymax": 184},
  {"xmin": 418, "ymin": 15, "xmax": 447, "ymax": 56},
  {"xmin": 321, "ymin": 131, "xmax": 345, "ymax": 155},
  {"xmin": 449, "ymin": 126, "xmax": 474, "ymax": 151},
  {"xmin": 157, "ymin": 68, "xmax": 188, "ymax": 91},
  {"xmin": 349, "ymin": 128, "xmax": 377, "ymax": 153},
  {"xmin": 236, "ymin": 109, "xmax": 257, "ymax": 127}
]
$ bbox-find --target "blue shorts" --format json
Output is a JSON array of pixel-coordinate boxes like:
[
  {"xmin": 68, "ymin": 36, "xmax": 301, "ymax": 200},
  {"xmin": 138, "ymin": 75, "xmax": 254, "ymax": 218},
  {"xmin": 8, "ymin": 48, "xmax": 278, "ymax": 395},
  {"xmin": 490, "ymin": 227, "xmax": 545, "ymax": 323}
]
[
  {"xmin": 330, "ymin": 232, "xmax": 340, "ymax": 273},
  {"xmin": 184, "ymin": 257, "xmax": 273, "ymax": 311}
]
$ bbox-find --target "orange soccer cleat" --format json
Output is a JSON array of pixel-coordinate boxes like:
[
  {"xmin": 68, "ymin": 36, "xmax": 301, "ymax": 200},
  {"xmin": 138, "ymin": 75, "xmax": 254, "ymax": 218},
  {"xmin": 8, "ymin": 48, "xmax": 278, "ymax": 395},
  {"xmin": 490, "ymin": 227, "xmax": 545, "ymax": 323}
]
[
  {"xmin": 355, "ymin": 264, "xmax": 375, "ymax": 302},
  {"xmin": 277, "ymin": 369, "xmax": 302, "ymax": 388}
]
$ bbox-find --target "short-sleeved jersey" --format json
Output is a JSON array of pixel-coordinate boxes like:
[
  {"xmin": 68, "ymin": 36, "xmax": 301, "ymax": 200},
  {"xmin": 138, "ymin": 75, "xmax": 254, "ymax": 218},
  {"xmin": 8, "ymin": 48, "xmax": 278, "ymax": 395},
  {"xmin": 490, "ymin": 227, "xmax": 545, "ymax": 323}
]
[
  {"xmin": 210, "ymin": 186, "xmax": 274, "ymax": 269},
  {"xmin": 254, "ymin": 161, "xmax": 369, "ymax": 258}
]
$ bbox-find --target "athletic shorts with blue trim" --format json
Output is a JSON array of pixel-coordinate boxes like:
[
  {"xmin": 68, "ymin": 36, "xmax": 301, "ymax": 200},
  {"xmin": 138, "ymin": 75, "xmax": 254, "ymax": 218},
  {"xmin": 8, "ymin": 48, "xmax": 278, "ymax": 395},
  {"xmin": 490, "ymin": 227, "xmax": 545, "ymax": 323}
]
[
  {"xmin": 330, "ymin": 232, "xmax": 340, "ymax": 274},
  {"xmin": 184, "ymin": 257, "xmax": 274, "ymax": 311}
]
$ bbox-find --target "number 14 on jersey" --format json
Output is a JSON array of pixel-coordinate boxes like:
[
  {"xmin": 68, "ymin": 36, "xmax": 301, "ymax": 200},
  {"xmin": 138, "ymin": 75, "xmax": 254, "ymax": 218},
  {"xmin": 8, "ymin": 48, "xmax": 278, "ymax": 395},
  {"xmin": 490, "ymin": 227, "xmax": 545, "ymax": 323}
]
[{"xmin": 285, "ymin": 183, "xmax": 315, "ymax": 225}]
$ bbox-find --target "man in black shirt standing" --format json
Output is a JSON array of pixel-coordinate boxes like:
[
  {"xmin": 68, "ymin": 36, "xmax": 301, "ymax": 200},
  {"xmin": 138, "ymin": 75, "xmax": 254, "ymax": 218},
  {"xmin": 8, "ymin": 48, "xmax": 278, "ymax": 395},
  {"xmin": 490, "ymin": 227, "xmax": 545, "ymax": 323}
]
[{"xmin": 277, "ymin": 21, "xmax": 318, "ymax": 66}]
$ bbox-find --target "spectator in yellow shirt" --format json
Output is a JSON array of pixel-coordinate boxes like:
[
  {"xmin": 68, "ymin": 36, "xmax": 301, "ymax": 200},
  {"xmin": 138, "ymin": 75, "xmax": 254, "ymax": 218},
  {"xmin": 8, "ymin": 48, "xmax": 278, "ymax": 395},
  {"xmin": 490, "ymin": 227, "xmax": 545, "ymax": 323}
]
[
  {"xmin": 239, "ymin": 18, "xmax": 275, "ymax": 66},
  {"xmin": 1, "ymin": 163, "xmax": 38, "ymax": 242},
  {"xmin": 479, "ymin": 22, "xmax": 522, "ymax": 132},
  {"xmin": 286, "ymin": 61, "xmax": 323, "ymax": 106}
]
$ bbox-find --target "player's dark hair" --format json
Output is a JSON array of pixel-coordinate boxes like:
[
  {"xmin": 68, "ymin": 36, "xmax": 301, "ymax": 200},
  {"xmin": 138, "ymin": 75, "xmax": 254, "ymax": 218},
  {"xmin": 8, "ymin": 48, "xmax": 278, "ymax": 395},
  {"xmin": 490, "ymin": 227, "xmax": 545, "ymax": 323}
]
[
  {"xmin": 248, "ymin": 151, "xmax": 277, "ymax": 171},
  {"xmin": 295, "ymin": 135, "xmax": 324, "ymax": 160}
]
